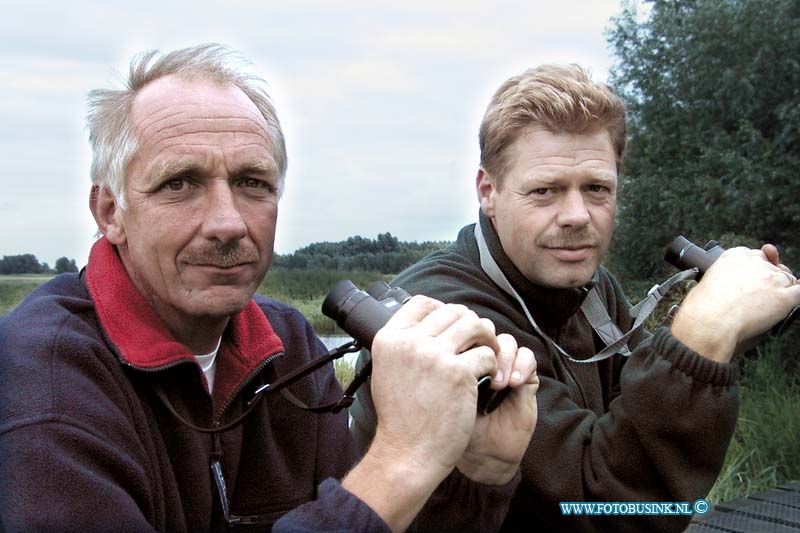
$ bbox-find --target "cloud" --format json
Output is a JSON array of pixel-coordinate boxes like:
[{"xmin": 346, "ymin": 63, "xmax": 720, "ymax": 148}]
[{"xmin": 0, "ymin": 0, "xmax": 624, "ymax": 264}]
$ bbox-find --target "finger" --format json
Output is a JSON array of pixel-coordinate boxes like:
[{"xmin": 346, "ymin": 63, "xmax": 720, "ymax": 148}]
[
  {"xmin": 774, "ymin": 269, "xmax": 797, "ymax": 287},
  {"xmin": 508, "ymin": 346, "xmax": 537, "ymax": 387},
  {"xmin": 509, "ymin": 380, "xmax": 539, "ymax": 406},
  {"xmin": 438, "ymin": 314, "xmax": 499, "ymax": 354},
  {"xmin": 757, "ymin": 243, "xmax": 795, "ymax": 277},
  {"xmin": 413, "ymin": 303, "xmax": 470, "ymax": 337},
  {"xmin": 384, "ymin": 295, "xmax": 444, "ymax": 329},
  {"xmin": 491, "ymin": 333, "xmax": 517, "ymax": 389},
  {"xmin": 459, "ymin": 344, "xmax": 499, "ymax": 382},
  {"xmin": 761, "ymin": 244, "xmax": 781, "ymax": 266},
  {"xmin": 497, "ymin": 380, "xmax": 539, "ymax": 430}
]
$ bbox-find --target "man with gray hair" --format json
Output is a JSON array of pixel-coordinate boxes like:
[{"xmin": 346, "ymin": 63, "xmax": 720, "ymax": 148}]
[
  {"xmin": 351, "ymin": 64, "xmax": 800, "ymax": 531},
  {"xmin": 0, "ymin": 44, "xmax": 541, "ymax": 531}
]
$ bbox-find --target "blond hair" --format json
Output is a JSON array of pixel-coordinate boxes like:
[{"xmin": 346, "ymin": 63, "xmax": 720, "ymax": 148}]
[
  {"xmin": 86, "ymin": 43, "xmax": 287, "ymax": 208},
  {"xmin": 479, "ymin": 64, "xmax": 626, "ymax": 184}
]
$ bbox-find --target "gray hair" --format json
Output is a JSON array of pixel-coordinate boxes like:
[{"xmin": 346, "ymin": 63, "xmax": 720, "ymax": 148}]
[{"xmin": 86, "ymin": 43, "xmax": 287, "ymax": 208}]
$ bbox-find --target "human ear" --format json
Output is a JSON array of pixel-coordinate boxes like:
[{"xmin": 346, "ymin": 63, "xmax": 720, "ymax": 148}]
[
  {"xmin": 90, "ymin": 185, "xmax": 127, "ymax": 245},
  {"xmin": 476, "ymin": 168, "xmax": 497, "ymax": 217}
]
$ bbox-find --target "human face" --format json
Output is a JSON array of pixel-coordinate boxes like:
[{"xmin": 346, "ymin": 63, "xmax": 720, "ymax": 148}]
[
  {"xmin": 478, "ymin": 126, "xmax": 617, "ymax": 289},
  {"xmin": 101, "ymin": 76, "xmax": 280, "ymax": 333}
]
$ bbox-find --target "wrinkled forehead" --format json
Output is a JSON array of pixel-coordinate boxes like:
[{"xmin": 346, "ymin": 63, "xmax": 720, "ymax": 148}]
[
  {"xmin": 516, "ymin": 125, "xmax": 616, "ymax": 164},
  {"xmin": 130, "ymin": 74, "xmax": 269, "ymax": 137}
]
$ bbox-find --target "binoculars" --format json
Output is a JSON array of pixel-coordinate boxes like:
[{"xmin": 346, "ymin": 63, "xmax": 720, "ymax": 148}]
[
  {"xmin": 664, "ymin": 236, "xmax": 725, "ymax": 279},
  {"xmin": 322, "ymin": 280, "xmax": 510, "ymax": 415}
]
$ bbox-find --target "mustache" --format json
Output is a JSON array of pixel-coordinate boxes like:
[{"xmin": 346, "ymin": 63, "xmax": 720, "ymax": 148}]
[
  {"xmin": 538, "ymin": 229, "xmax": 601, "ymax": 249},
  {"xmin": 180, "ymin": 244, "xmax": 259, "ymax": 267}
]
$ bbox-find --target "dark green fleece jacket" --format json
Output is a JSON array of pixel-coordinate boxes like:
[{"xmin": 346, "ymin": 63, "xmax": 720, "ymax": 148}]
[{"xmin": 350, "ymin": 214, "xmax": 739, "ymax": 532}]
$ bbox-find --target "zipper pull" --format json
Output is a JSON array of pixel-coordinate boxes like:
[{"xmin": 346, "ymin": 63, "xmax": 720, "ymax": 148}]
[{"xmin": 210, "ymin": 429, "xmax": 232, "ymax": 522}]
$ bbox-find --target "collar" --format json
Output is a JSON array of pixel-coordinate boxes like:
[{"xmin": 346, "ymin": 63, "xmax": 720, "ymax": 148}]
[
  {"xmin": 85, "ymin": 237, "xmax": 284, "ymax": 383},
  {"xmin": 477, "ymin": 211, "xmax": 597, "ymax": 327}
]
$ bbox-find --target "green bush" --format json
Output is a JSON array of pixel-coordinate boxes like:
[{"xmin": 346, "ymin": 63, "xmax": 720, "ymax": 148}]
[{"xmin": 607, "ymin": 0, "xmax": 800, "ymax": 282}]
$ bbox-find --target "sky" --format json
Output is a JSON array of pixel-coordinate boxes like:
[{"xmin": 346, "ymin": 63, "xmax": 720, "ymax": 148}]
[{"xmin": 0, "ymin": 0, "xmax": 625, "ymax": 268}]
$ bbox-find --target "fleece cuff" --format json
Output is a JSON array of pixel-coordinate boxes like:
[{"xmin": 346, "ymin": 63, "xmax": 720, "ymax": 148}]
[{"xmin": 652, "ymin": 326, "xmax": 739, "ymax": 386}]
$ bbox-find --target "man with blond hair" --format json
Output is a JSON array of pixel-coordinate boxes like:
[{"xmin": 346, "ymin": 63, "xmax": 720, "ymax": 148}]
[
  {"xmin": 0, "ymin": 44, "xmax": 542, "ymax": 531},
  {"xmin": 351, "ymin": 64, "xmax": 800, "ymax": 531}
]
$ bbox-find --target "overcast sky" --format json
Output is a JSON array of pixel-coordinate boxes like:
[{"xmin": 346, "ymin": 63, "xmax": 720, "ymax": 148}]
[{"xmin": 0, "ymin": 0, "xmax": 624, "ymax": 268}]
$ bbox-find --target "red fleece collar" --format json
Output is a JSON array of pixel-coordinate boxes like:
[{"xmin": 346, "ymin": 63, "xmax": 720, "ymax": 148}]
[{"xmin": 85, "ymin": 237, "xmax": 284, "ymax": 407}]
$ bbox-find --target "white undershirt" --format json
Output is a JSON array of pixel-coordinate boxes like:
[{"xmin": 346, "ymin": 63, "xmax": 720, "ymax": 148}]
[{"xmin": 195, "ymin": 337, "xmax": 222, "ymax": 393}]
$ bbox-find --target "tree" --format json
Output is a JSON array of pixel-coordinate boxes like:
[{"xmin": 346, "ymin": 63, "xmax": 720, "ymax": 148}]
[
  {"xmin": 273, "ymin": 233, "xmax": 449, "ymax": 273},
  {"xmin": 0, "ymin": 254, "xmax": 48, "ymax": 274},
  {"xmin": 376, "ymin": 232, "xmax": 400, "ymax": 253},
  {"xmin": 54, "ymin": 257, "xmax": 79, "ymax": 274},
  {"xmin": 606, "ymin": 0, "xmax": 800, "ymax": 282}
]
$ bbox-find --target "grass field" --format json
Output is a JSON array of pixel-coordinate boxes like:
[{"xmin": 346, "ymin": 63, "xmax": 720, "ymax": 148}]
[
  {"xmin": 0, "ymin": 269, "xmax": 392, "ymax": 330},
  {"xmin": 256, "ymin": 267, "xmax": 393, "ymax": 334},
  {"xmin": 1, "ymin": 270, "xmax": 797, "ymax": 505},
  {"xmin": 0, "ymin": 275, "xmax": 54, "ymax": 315},
  {"xmin": 706, "ymin": 340, "xmax": 800, "ymax": 504}
]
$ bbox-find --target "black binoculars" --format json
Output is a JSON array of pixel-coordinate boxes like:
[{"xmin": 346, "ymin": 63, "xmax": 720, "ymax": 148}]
[
  {"xmin": 322, "ymin": 280, "xmax": 510, "ymax": 415},
  {"xmin": 664, "ymin": 236, "xmax": 725, "ymax": 279}
]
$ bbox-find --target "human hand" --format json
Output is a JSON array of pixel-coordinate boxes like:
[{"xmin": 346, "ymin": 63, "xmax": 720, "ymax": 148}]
[
  {"xmin": 456, "ymin": 333, "xmax": 539, "ymax": 485},
  {"xmin": 342, "ymin": 296, "xmax": 502, "ymax": 530},
  {"xmin": 367, "ymin": 296, "xmax": 501, "ymax": 477},
  {"xmin": 671, "ymin": 245, "xmax": 800, "ymax": 363}
]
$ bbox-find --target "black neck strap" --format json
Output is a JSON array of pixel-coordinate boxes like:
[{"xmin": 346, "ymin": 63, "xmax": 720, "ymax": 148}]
[{"xmin": 154, "ymin": 340, "xmax": 368, "ymax": 434}]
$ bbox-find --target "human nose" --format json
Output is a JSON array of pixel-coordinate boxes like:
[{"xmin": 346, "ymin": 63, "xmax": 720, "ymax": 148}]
[
  {"xmin": 202, "ymin": 182, "xmax": 247, "ymax": 244},
  {"xmin": 556, "ymin": 189, "xmax": 590, "ymax": 228}
]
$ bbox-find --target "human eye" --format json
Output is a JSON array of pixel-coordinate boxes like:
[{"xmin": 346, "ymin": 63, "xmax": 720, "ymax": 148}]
[
  {"xmin": 240, "ymin": 177, "xmax": 267, "ymax": 189},
  {"xmin": 164, "ymin": 178, "xmax": 187, "ymax": 191},
  {"xmin": 158, "ymin": 176, "xmax": 196, "ymax": 193},
  {"xmin": 528, "ymin": 187, "xmax": 557, "ymax": 199},
  {"xmin": 584, "ymin": 182, "xmax": 615, "ymax": 199},
  {"xmin": 236, "ymin": 176, "xmax": 277, "ymax": 197}
]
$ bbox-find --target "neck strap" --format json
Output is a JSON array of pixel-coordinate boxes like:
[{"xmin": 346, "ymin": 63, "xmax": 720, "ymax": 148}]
[{"xmin": 474, "ymin": 222, "xmax": 696, "ymax": 363}]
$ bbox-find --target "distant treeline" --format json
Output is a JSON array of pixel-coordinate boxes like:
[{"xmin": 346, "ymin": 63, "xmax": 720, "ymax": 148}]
[
  {"xmin": 273, "ymin": 232, "xmax": 449, "ymax": 274},
  {"xmin": 2, "ymin": 233, "xmax": 445, "ymax": 277},
  {"xmin": 0, "ymin": 254, "xmax": 78, "ymax": 275}
]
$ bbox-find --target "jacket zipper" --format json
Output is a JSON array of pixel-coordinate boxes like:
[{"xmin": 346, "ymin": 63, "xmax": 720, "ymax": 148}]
[
  {"xmin": 214, "ymin": 351, "xmax": 284, "ymax": 424},
  {"xmin": 552, "ymin": 328, "xmax": 587, "ymax": 408},
  {"xmin": 209, "ymin": 351, "xmax": 297, "ymax": 526}
]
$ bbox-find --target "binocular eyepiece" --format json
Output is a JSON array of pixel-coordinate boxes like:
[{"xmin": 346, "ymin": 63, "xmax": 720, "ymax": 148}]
[
  {"xmin": 322, "ymin": 280, "xmax": 412, "ymax": 351},
  {"xmin": 664, "ymin": 236, "xmax": 725, "ymax": 280},
  {"xmin": 322, "ymin": 280, "xmax": 510, "ymax": 415}
]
